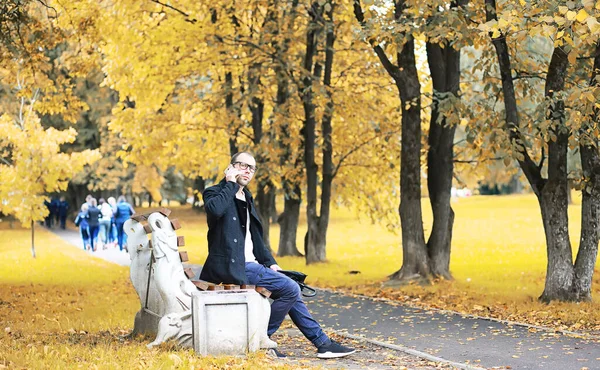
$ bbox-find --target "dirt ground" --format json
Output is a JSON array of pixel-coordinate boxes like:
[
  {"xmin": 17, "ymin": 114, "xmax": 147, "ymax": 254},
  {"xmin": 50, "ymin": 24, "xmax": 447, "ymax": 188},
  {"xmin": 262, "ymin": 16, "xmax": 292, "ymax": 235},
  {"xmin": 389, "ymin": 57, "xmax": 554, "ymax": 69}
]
[{"xmin": 271, "ymin": 325, "xmax": 460, "ymax": 370}]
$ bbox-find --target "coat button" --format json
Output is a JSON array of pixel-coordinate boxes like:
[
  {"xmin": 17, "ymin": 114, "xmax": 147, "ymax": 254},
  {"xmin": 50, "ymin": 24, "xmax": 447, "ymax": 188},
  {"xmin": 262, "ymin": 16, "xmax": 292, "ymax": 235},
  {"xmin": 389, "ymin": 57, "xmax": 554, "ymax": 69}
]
[
  {"xmin": 233, "ymin": 217, "xmax": 236, "ymax": 221},
  {"xmin": 231, "ymin": 259, "xmax": 235, "ymax": 263},
  {"xmin": 233, "ymin": 238, "xmax": 238, "ymax": 243}
]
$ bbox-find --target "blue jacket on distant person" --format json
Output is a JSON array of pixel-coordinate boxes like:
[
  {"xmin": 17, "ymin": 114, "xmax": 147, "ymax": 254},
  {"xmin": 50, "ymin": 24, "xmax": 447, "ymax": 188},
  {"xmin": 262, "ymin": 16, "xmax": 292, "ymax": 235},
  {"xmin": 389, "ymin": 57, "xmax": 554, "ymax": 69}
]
[{"xmin": 115, "ymin": 197, "xmax": 135, "ymax": 223}]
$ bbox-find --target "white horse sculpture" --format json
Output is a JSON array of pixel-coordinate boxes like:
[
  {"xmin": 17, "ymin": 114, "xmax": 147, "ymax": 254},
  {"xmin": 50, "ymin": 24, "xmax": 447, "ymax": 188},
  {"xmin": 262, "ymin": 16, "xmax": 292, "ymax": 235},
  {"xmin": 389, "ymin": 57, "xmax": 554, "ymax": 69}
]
[
  {"xmin": 127, "ymin": 210, "xmax": 276, "ymax": 351},
  {"xmin": 145, "ymin": 212, "xmax": 195, "ymax": 348},
  {"xmin": 124, "ymin": 218, "xmax": 163, "ymax": 336}
]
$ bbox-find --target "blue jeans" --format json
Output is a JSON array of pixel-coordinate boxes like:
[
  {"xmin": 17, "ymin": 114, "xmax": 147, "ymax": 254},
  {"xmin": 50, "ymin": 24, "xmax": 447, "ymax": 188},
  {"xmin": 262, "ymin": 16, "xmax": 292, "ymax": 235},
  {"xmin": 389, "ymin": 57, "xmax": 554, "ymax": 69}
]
[
  {"xmin": 79, "ymin": 226, "xmax": 90, "ymax": 250},
  {"xmin": 98, "ymin": 220, "xmax": 111, "ymax": 243},
  {"xmin": 88, "ymin": 225, "xmax": 100, "ymax": 250},
  {"xmin": 244, "ymin": 262, "xmax": 330, "ymax": 348},
  {"xmin": 116, "ymin": 221, "xmax": 127, "ymax": 250}
]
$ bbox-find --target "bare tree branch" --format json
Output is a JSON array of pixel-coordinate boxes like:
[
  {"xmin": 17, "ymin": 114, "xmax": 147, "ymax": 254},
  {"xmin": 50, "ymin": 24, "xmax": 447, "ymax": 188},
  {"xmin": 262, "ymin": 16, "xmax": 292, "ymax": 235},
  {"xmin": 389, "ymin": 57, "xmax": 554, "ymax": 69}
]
[{"xmin": 149, "ymin": 0, "xmax": 196, "ymax": 23}]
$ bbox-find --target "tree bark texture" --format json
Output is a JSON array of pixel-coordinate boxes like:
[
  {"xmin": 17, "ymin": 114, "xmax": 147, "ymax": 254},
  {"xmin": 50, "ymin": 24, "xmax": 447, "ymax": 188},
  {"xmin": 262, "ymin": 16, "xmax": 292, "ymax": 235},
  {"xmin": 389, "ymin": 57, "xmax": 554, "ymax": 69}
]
[
  {"xmin": 424, "ymin": 36, "xmax": 460, "ymax": 280},
  {"xmin": 391, "ymin": 1, "xmax": 428, "ymax": 280},
  {"xmin": 225, "ymin": 71, "xmax": 238, "ymax": 156},
  {"xmin": 538, "ymin": 46, "xmax": 573, "ymax": 302},
  {"xmin": 301, "ymin": 2, "xmax": 320, "ymax": 264},
  {"xmin": 247, "ymin": 62, "xmax": 274, "ymax": 251},
  {"xmin": 256, "ymin": 184, "xmax": 274, "ymax": 252},
  {"xmin": 573, "ymin": 42, "xmax": 600, "ymax": 301},
  {"xmin": 192, "ymin": 176, "xmax": 205, "ymax": 211},
  {"xmin": 392, "ymin": 34, "xmax": 428, "ymax": 280},
  {"xmin": 273, "ymin": 0, "xmax": 304, "ymax": 257},
  {"xmin": 312, "ymin": 3, "xmax": 336, "ymax": 263},
  {"xmin": 278, "ymin": 184, "xmax": 303, "ymax": 257}
]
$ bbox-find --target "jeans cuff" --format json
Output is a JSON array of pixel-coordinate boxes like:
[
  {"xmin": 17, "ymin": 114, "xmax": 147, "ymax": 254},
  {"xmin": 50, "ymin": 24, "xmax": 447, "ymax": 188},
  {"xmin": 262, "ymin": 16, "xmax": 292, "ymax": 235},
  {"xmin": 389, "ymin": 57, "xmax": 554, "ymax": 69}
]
[{"xmin": 313, "ymin": 335, "xmax": 331, "ymax": 348}]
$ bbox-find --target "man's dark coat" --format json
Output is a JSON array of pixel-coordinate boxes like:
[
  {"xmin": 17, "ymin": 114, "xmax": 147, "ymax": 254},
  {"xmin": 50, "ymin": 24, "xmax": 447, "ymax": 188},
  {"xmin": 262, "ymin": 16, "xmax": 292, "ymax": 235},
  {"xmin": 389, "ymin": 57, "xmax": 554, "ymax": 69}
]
[{"xmin": 200, "ymin": 179, "xmax": 277, "ymax": 285}]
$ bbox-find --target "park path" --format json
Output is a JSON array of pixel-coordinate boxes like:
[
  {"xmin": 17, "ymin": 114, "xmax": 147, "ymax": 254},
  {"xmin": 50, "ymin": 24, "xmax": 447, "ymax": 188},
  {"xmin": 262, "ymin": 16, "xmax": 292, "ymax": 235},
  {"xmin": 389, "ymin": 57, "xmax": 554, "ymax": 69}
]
[
  {"xmin": 52, "ymin": 227, "xmax": 600, "ymax": 370},
  {"xmin": 52, "ymin": 228, "xmax": 131, "ymax": 266}
]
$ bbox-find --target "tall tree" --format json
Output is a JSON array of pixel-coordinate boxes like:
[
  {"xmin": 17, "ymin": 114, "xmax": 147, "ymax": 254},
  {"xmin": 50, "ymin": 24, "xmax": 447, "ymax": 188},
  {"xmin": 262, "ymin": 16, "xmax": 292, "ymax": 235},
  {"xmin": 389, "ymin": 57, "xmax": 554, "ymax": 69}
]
[
  {"xmin": 482, "ymin": 0, "xmax": 600, "ymax": 301},
  {"xmin": 354, "ymin": 0, "xmax": 428, "ymax": 280},
  {"xmin": 424, "ymin": 0, "xmax": 469, "ymax": 279}
]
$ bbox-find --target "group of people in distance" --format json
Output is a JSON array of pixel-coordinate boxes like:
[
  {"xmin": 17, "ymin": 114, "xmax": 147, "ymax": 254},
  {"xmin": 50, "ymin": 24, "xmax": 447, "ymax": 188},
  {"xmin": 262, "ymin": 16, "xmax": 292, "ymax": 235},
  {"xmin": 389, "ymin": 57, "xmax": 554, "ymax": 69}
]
[
  {"xmin": 43, "ymin": 197, "xmax": 69, "ymax": 230},
  {"xmin": 74, "ymin": 195, "xmax": 135, "ymax": 252}
]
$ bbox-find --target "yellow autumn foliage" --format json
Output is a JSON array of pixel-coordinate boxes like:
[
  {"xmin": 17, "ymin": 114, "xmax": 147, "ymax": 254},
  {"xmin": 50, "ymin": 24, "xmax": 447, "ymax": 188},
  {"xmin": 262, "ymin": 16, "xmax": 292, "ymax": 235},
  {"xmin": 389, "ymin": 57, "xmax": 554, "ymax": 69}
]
[{"xmin": 0, "ymin": 112, "xmax": 100, "ymax": 227}]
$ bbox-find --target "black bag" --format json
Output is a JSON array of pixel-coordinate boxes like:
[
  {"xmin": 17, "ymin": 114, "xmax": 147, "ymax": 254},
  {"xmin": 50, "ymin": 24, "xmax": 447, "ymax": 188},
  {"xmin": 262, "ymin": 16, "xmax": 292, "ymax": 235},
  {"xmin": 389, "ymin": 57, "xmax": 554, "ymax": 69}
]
[{"xmin": 278, "ymin": 270, "xmax": 317, "ymax": 297}]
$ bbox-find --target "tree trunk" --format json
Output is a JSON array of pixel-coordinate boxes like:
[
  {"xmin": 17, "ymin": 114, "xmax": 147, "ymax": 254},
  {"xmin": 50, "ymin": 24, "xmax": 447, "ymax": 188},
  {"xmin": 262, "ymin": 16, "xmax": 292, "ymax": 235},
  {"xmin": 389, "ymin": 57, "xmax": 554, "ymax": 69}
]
[
  {"xmin": 278, "ymin": 185, "xmax": 303, "ymax": 257},
  {"xmin": 573, "ymin": 42, "xmax": 600, "ymax": 301},
  {"xmin": 485, "ymin": 0, "xmax": 545, "ymax": 193},
  {"xmin": 573, "ymin": 142, "xmax": 600, "ymax": 301},
  {"xmin": 392, "ymin": 57, "xmax": 428, "ymax": 280},
  {"xmin": 485, "ymin": 0, "xmax": 582, "ymax": 302},
  {"xmin": 354, "ymin": 0, "xmax": 428, "ymax": 281},
  {"xmin": 273, "ymin": 0, "xmax": 303, "ymax": 257},
  {"xmin": 31, "ymin": 220, "xmax": 36, "ymax": 258},
  {"xmin": 225, "ymin": 71, "xmax": 238, "ymax": 156},
  {"xmin": 425, "ymin": 34, "xmax": 460, "ymax": 280},
  {"xmin": 538, "ymin": 180, "xmax": 574, "ymax": 302},
  {"xmin": 302, "ymin": 3, "xmax": 321, "ymax": 264},
  {"xmin": 390, "ymin": 2, "xmax": 427, "ymax": 280},
  {"xmin": 539, "ymin": 46, "xmax": 573, "ymax": 303},
  {"xmin": 192, "ymin": 176, "xmax": 205, "ymax": 211},
  {"xmin": 311, "ymin": 2, "xmax": 336, "ymax": 263},
  {"xmin": 270, "ymin": 191, "xmax": 277, "ymax": 223},
  {"xmin": 256, "ymin": 183, "xmax": 273, "ymax": 252}
]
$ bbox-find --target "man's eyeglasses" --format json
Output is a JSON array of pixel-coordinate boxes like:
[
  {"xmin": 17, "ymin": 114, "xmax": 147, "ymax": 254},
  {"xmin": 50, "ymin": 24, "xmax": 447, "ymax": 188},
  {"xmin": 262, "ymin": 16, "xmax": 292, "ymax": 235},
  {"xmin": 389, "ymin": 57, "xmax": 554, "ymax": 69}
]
[{"xmin": 232, "ymin": 161, "xmax": 257, "ymax": 173}]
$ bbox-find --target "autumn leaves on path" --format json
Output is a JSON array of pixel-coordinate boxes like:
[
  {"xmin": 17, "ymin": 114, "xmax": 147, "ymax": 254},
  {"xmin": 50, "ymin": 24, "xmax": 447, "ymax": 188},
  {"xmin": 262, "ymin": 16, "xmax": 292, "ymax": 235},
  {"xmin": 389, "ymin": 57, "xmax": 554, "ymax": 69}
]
[{"xmin": 307, "ymin": 290, "xmax": 600, "ymax": 370}]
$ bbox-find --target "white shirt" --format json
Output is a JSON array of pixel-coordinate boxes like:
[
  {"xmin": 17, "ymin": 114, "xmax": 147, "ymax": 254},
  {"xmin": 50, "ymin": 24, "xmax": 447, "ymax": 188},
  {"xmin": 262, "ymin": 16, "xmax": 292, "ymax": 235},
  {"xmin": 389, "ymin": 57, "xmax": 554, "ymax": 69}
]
[{"xmin": 236, "ymin": 192, "xmax": 257, "ymax": 263}]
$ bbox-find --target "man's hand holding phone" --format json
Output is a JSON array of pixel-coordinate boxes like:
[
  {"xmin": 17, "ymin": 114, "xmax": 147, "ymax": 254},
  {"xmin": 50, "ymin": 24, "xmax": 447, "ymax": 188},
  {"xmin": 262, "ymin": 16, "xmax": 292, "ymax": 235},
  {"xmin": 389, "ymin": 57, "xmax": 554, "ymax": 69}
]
[{"xmin": 224, "ymin": 165, "xmax": 242, "ymax": 183}]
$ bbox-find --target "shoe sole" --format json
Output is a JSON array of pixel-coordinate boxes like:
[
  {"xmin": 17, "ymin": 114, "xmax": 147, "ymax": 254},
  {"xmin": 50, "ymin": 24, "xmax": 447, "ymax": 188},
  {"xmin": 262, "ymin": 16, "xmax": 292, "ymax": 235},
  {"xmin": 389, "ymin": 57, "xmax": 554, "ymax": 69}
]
[{"xmin": 317, "ymin": 350, "xmax": 356, "ymax": 359}]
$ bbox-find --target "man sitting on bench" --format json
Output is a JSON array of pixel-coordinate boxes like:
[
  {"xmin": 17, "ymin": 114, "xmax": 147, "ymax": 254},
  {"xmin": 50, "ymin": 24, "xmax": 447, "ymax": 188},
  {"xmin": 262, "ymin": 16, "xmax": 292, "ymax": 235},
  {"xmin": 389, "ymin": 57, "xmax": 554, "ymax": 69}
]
[{"xmin": 200, "ymin": 152, "xmax": 356, "ymax": 359}]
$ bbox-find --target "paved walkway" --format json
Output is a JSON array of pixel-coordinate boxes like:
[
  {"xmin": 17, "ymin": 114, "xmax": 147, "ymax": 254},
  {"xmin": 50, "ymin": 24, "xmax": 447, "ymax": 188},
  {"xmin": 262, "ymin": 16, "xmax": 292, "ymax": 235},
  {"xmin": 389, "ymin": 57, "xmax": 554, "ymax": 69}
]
[
  {"xmin": 52, "ymin": 228, "xmax": 131, "ymax": 266},
  {"xmin": 306, "ymin": 290, "xmax": 600, "ymax": 370},
  {"xmin": 52, "ymin": 227, "xmax": 600, "ymax": 370}
]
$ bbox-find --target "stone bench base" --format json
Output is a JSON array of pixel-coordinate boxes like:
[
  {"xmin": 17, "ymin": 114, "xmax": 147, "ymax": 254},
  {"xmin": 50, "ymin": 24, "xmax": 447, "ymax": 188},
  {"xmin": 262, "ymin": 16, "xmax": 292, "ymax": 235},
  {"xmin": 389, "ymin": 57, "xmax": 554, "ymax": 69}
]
[{"xmin": 192, "ymin": 289, "xmax": 276, "ymax": 356}]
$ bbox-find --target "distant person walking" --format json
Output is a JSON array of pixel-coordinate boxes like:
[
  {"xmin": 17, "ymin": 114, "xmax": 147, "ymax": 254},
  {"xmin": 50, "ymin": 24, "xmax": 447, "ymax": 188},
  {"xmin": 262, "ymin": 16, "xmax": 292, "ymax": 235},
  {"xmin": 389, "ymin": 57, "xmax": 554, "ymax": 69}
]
[
  {"xmin": 74, "ymin": 203, "xmax": 91, "ymax": 250},
  {"xmin": 98, "ymin": 198, "xmax": 113, "ymax": 249},
  {"xmin": 115, "ymin": 195, "xmax": 135, "ymax": 251},
  {"xmin": 58, "ymin": 196, "xmax": 69, "ymax": 230},
  {"xmin": 86, "ymin": 198, "xmax": 102, "ymax": 251},
  {"xmin": 44, "ymin": 199, "xmax": 53, "ymax": 228},
  {"xmin": 51, "ymin": 197, "xmax": 60, "ymax": 226},
  {"xmin": 107, "ymin": 197, "xmax": 118, "ymax": 247}
]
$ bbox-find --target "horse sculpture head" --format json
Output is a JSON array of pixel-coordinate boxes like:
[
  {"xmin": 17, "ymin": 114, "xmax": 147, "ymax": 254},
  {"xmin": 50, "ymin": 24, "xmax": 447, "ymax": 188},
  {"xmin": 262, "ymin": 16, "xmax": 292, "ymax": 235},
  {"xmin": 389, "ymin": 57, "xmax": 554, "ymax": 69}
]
[
  {"xmin": 123, "ymin": 218, "xmax": 150, "ymax": 260},
  {"xmin": 147, "ymin": 212, "xmax": 178, "ymax": 262}
]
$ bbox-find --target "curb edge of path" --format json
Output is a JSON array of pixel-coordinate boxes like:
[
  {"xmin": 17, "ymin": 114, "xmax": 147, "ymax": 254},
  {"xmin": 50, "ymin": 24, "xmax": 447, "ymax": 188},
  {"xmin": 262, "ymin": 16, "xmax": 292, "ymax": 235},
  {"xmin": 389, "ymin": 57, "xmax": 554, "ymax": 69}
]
[{"xmin": 330, "ymin": 329, "xmax": 485, "ymax": 370}]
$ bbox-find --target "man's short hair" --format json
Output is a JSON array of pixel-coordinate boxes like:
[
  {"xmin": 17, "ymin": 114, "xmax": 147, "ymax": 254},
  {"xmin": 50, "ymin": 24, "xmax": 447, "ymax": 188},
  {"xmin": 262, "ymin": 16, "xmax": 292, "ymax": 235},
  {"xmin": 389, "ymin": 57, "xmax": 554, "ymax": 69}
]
[{"xmin": 231, "ymin": 152, "xmax": 255, "ymax": 164}]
